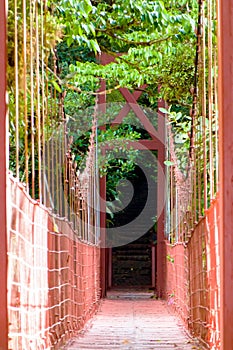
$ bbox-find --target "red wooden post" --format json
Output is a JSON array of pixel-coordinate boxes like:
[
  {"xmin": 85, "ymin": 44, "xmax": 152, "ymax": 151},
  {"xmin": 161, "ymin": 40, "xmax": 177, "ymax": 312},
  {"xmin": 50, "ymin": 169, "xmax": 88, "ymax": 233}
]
[
  {"xmin": 108, "ymin": 247, "xmax": 112, "ymax": 288},
  {"xmin": 156, "ymin": 99, "xmax": 166, "ymax": 297},
  {"xmin": 151, "ymin": 245, "xmax": 156, "ymax": 288},
  {"xmin": 97, "ymin": 54, "xmax": 116, "ymax": 295},
  {"xmin": 218, "ymin": 1, "xmax": 233, "ymax": 348},
  {"xmin": 0, "ymin": 2, "xmax": 8, "ymax": 349},
  {"xmin": 100, "ymin": 174, "xmax": 107, "ymax": 297},
  {"xmin": 98, "ymin": 77, "xmax": 107, "ymax": 297}
]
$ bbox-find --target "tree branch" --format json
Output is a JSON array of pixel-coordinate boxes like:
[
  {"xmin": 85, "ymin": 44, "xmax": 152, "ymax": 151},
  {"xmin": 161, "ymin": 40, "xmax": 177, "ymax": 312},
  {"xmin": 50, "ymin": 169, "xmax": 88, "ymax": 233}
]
[
  {"xmin": 97, "ymin": 28, "xmax": 176, "ymax": 47},
  {"xmin": 99, "ymin": 45, "xmax": 143, "ymax": 72}
]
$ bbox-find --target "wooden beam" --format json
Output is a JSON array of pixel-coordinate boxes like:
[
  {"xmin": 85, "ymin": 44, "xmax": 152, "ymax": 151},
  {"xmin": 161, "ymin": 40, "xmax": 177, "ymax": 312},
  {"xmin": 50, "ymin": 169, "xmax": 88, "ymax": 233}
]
[
  {"xmin": 112, "ymin": 85, "xmax": 147, "ymax": 124},
  {"xmin": 119, "ymin": 88, "xmax": 161, "ymax": 141},
  {"xmin": 101, "ymin": 139, "xmax": 163, "ymax": 152}
]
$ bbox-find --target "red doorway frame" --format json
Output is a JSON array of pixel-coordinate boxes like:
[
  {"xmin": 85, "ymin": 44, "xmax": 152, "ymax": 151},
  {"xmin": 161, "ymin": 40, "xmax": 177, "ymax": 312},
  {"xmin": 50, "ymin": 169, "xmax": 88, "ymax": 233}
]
[{"xmin": 98, "ymin": 54, "xmax": 166, "ymax": 297}]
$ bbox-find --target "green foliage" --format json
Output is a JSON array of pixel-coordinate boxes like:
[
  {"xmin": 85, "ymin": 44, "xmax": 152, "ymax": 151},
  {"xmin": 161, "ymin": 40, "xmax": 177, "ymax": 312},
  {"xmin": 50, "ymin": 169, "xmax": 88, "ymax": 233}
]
[
  {"xmin": 98, "ymin": 125, "xmax": 141, "ymax": 190},
  {"xmin": 166, "ymin": 254, "xmax": 174, "ymax": 263},
  {"xmin": 53, "ymin": 0, "xmax": 198, "ymax": 106},
  {"xmin": 160, "ymin": 106, "xmax": 191, "ymax": 173},
  {"xmin": 53, "ymin": 0, "xmax": 100, "ymax": 51},
  {"xmin": 70, "ymin": 123, "xmax": 141, "ymax": 200}
]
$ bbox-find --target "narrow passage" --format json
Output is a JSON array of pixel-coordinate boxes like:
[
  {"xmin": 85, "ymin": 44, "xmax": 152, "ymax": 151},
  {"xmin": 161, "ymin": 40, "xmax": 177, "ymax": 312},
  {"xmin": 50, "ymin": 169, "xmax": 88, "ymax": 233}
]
[{"xmin": 64, "ymin": 290, "xmax": 202, "ymax": 350}]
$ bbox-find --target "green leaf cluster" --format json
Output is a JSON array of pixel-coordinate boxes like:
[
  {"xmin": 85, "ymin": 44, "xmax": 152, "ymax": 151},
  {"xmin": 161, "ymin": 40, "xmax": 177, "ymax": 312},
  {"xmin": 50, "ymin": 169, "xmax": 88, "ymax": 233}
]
[{"xmin": 52, "ymin": 2, "xmax": 198, "ymax": 115}]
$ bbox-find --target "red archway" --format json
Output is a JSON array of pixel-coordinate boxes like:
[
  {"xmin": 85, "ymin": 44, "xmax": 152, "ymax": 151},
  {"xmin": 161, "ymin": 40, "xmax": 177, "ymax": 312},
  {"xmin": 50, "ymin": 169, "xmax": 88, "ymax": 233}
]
[{"xmin": 97, "ymin": 53, "xmax": 166, "ymax": 297}]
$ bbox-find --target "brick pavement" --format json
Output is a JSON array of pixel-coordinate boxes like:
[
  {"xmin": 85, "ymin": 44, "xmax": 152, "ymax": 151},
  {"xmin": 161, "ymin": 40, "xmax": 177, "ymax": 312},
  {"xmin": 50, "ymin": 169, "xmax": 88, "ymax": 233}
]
[{"xmin": 64, "ymin": 290, "xmax": 202, "ymax": 350}]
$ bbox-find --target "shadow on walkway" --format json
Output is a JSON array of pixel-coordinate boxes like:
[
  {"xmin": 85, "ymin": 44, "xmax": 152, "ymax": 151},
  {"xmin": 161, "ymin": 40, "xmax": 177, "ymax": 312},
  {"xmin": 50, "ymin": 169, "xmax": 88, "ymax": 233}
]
[{"xmin": 64, "ymin": 289, "xmax": 202, "ymax": 350}]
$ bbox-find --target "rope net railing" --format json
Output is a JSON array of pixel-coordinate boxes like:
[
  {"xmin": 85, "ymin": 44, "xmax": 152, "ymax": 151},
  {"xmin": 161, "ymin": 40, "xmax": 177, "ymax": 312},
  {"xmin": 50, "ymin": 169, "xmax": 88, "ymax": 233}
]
[
  {"xmin": 188, "ymin": 199, "xmax": 220, "ymax": 348},
  {"xmin": 43, "ymin": 109, "xmax": 100, "ymax": 244},
  {"xmin": 8, "ymin": 0, "xmax": 100, "ymax": 242},
  {"xmin": 7, "ymin": 1, "xmax": 101, "ymax": 348},
  {"xmin": 8, "ymin": 176, "xmax": 100, "ymax": 349},
  {"xmin": 165, "ymin": 202, "xmax": 220, "ymax": 348},
  {"xmin": 8, "ymin": 178, "xmax": 49, "ymax": 349},
  {"xmin": 166, "ymin": 0, "xmax": 219, "ymax": 244},
  {"xmin": 164, "ymin": 0, "xmax": 220, "ymax": 347}
]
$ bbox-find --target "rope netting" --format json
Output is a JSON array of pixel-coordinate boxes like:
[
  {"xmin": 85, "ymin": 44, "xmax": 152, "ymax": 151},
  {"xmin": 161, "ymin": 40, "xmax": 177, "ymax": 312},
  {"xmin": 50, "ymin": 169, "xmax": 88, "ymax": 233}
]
[
  {"xmin": 8, "ymin": 176, "xmax": 100, "ymax": 349},
  {"xmin": 43, "ymin": 108, "xmax": 100, "ymax": 244},
  {"xmin": 165, "ymin": 0, "xmax": 220, "ymax": 347},
  {"xmin": 165, "ymin": 200, "xmax": 220, "ymax": 348},
  {"xmin": 166, "ymin": 0, "xmax": 219, "ymax": 243},
  {"xmin": 7, "ymin": 1, "xmax": 101, "ymax": 348},
  {"xmin": 8, "ymin": 178, "xmax": 49, "ymax": 349},
  {"xmin": 188, "ymin": 198, "xmax": 220, "ymax": 348}
]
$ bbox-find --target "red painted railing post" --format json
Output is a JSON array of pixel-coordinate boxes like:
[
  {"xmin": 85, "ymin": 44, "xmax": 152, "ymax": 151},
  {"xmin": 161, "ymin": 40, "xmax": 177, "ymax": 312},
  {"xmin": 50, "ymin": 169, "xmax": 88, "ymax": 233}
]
[
  {"xmin": 0, "ymin": 2, "xmax": 8, "ymax": 349},
  {"xmin": 97, "ymin": 76, "xmax": 107, "ymax": 297},
  {"xmin": 218, "ymin": 1, "xmax": 233, "ymax": 348},
  {"xmin": 156, "ymin": 99, "xmax": 166, "ymax": 297}
]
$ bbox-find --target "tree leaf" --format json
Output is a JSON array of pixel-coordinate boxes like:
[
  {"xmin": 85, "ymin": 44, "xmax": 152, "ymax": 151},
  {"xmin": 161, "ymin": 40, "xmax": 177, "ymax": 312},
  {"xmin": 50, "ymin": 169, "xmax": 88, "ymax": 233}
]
[
  {"xmin": 164, "ymin": 160, "xmax": 174, "ymax": 166},
  {"xmin": 52, "ymin": 80, "xmax": 62, "ymax": 93},
  {"xmin": 159, "ymin": 107, "xmax": 168, "ymax": 114}
]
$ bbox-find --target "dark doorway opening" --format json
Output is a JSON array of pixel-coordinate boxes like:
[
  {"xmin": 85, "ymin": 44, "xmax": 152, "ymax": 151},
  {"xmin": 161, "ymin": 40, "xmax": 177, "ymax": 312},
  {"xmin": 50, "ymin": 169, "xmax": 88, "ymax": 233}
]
[
  {"xmin": 108, "ymin": 161, "xmax": 157, "ymax": 288},
  {"xmin": 112, "ymin": 230, "xmax": 155, "ymax": 287}
]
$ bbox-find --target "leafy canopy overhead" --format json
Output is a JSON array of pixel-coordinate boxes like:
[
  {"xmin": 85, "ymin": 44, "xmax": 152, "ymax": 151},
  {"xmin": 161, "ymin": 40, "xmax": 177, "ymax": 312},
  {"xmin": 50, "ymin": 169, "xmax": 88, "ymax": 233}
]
[{"xmin": 54, "ymin": 0, "xmax": 198, "ymax": 105}]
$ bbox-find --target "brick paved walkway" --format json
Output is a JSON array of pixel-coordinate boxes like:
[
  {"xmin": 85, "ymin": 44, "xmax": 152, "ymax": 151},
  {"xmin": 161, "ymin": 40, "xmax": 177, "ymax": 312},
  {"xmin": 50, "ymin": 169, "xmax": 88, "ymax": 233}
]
[{"xmin": 64, "ymin": 290, "xmax": 202, "ymax": 350}]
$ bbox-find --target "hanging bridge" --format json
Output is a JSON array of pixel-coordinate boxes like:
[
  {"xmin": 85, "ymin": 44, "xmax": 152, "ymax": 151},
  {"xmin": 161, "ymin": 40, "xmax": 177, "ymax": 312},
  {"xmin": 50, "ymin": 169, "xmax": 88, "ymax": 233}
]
[{"xmin": 0, "ymin": 1, "xmax": 233, "ymax": 349}]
